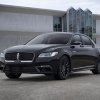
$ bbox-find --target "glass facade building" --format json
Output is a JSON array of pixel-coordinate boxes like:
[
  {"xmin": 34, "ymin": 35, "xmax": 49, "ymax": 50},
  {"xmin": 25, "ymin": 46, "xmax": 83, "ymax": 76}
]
[
  {"xmin": 77, "ymin": 8, "xmax": 85, "ymax": 34},
  {"xmin": 85, "ymin": 9, "xmax": 93, "ymax": 38},
  {"xmin": 53, "ymin": 7, "xmax": 96, "ymax": 40},
  {"xmin": 92, "ymin": 19, "xmax": 96, "ymax": 42},
  {"xmin": 67, "ymin": 8, "xmax": 77, "ymax": 32},
  {"xmin": 63, "ymin": 14, "xmax": 67, "ymax": 32}
]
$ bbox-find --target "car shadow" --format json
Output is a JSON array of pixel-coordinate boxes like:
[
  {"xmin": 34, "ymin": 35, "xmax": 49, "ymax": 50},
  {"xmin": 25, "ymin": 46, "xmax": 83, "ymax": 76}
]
[
  {"xmin": 4, "ymin": 75, "xmax": 56, "ymax": 82},
  {"xmin": 68, "ymin": 72, "xmax": 93, "ymax": 79},
  {"xmin": 3, "ymin": 71, "xmax": 94, "ymax": 82}
]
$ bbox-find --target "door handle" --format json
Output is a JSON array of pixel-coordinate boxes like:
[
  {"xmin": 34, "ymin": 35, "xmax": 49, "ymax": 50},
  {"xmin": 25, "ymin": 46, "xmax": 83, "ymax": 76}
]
[{"xmin": 70, "ymin": 45, "xmax": 75, "ymax": 49}]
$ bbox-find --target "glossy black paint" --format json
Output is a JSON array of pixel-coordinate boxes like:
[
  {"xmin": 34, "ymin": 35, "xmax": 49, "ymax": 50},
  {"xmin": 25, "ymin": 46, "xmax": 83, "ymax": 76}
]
[{"xmin": 0, "ymin": 32, "xmax": 100, "ymax": 74}]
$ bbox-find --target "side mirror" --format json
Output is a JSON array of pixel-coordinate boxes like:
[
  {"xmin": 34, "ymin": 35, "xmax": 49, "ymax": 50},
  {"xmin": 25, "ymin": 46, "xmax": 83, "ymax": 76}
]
[{"xmin": 72, "ymin": 41, "xmax": 81, "ymax": 45}]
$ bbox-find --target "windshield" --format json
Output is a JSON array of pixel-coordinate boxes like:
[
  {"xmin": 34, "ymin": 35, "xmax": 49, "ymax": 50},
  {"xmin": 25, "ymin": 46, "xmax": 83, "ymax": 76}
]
[{"xmin": 26, "ymin": 33, "xmax": 71, "ymax": 45}]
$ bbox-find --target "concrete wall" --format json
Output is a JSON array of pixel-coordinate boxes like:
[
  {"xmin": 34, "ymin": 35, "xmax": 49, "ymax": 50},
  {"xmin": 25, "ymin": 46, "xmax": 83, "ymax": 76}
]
[
  {"xmin": 0, "ymin": 11, "xmax": 53, "ymax": 52},
  {"xmin": 0, "ymin": 12, "xmax": 53, "ymax": 32},
  {"xmin": 0, "ymin": 31, "xmax": 43, "ymax": 52},
  {"xmin": 96, "ymin": 20, "xmax": 100, "ymax": 45}
]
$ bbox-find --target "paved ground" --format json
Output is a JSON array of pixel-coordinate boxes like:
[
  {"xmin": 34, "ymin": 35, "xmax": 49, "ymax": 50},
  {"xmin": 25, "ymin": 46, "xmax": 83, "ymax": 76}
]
[{"xmin": 0, "ymin": 71, "xmax": 100, "ymax": 100}]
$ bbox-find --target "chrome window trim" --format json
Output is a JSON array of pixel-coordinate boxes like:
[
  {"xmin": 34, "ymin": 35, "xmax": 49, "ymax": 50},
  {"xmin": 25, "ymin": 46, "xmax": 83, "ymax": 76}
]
[{"xmin": 73, "ymin": 65, "xmax": 95, "ymax": 70}]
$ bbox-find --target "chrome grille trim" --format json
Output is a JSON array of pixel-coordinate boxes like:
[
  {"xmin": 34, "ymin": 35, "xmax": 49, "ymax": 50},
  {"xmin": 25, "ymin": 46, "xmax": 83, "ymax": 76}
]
[
  {"xmin": 20, "ymin": 61, "xmax": 33, "ymax": 63},
  {"xmin": 5, "ymin": 52, "xmax": 35, "ymax": 62},
  {"xmin": 5, "ymin": 60, "xmax": 15, "ymax": 63},
  {"xmin": 5, "ymin": 60, "xmax": 33, "ymax": 63}
]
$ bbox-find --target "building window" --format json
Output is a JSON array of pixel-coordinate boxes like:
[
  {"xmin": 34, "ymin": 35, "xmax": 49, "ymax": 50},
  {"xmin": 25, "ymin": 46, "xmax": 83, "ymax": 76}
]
[
  {"xmin": 53, "ymin": 17, "xmax": 62, "ymax": 32},
  {"xmin": 93, "ymin": 19, "xmax": 96, "ymax": 33},
  {"xmin": 85, "ymin": 9, "xmax": 92, "ymax": 38},
  {"xmin": 92, "ymin": 19, "xmax": 96, "ymax": 43},
  {"xmin": 63, "ymin": 14, "xmax": 67, "ymax": 32},
  {"xmin": 53, "ymin": 7, "xmax": 95, "ymax": 41}
]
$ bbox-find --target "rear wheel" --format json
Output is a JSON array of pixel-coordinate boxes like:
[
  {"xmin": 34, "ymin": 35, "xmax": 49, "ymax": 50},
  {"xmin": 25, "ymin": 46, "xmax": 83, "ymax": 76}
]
[
  {"xmin": 54, "ymin": 56, "xmax": 71, "ymax": 80},
  {"xmin": 5, "ymin": 72, "xmax": 22, "ymax": 79},
  {"xmin": 91, "ymin": 62, "xmax": 100, "ymax": 74}
]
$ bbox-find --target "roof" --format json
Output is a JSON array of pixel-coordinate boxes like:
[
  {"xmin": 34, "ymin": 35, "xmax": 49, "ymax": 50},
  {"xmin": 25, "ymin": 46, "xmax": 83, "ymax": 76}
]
[
  {"xmin": 0, "ymin": 4, "xmax": 100, "ymax": 19},
  {"xmin": 93, "ymin": 14, "xmax": 100, "ymax": 20},
  {"xmin": 0, "ymin": 4, "xmax": 65, "ymax": 16}
]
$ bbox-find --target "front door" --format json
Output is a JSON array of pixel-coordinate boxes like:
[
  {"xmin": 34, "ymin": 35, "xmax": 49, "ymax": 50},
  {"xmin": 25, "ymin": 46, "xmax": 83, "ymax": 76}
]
[{"xmin": 70, "ymin": 35, "xmax": 85, "ymax": 69}]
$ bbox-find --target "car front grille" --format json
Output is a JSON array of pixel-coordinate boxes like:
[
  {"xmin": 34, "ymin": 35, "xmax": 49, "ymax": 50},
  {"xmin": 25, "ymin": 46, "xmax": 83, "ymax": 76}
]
[
  {"xmin": 5, "ymin": 52, "xmax": 34, "ymax": 61},
  {"xmin": 5, "ymin": 53, "xmax": 17, "ymax": 60},
  {"xmin": 19, "ymin": 53, "xmax": 34, "ymax": 60}
]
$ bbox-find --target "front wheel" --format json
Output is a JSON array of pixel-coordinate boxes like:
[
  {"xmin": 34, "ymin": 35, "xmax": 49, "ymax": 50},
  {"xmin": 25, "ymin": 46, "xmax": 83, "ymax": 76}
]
[
  {"xmin": 54, "ymin": 56, "xmax": 71, "ymax": 80},
  {"xmin": 91, "ymin": 62, "xmax": 100, "ymax": 74},
  {"xmin": 5, "ymin": 72, "xmax": 22, "ymax": 79}
]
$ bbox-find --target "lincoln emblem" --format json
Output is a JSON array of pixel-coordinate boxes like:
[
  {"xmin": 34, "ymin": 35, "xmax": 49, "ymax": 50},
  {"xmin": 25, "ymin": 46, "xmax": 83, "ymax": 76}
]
[{"xmin": 17, "ymin": 53, "xmax": 19, "ymax": 60}]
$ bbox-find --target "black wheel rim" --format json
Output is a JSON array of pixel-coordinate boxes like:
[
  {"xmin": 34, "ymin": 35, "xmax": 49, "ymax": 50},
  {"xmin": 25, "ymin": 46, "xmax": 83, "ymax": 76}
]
[{"xmin": 60, "ymin": 59, "xmax": 70, "ymax": 77}]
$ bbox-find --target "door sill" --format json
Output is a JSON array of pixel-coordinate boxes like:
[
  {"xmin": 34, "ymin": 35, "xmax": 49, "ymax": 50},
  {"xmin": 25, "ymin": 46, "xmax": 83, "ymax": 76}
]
[{"xmin": 72, "ymin": 65, "xmax": 95, "ymax": 72}]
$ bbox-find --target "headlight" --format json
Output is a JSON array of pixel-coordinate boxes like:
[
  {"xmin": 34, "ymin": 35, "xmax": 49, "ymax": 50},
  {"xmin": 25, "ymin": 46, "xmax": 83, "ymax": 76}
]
[
  {"xmin": 0, "ymin": 52, "xmax": 5, "ymax": 62},
  {"xmin": 38, "ymin": 52, "xmax": 58, "ymax": 57},
  {"xmin": 0, "ymin": 53, "xmax": 4, "ymax": 58}
]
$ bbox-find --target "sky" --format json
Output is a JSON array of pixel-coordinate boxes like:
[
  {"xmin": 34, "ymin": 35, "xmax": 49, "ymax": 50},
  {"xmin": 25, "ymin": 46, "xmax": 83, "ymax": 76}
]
[{"xmin": 0, "ymin": 0, "xmax": 100, "ymax": 14}]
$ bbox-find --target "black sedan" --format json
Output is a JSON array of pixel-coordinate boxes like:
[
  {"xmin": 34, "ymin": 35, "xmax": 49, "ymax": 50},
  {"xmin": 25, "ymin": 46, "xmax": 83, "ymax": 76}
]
[{"xmin": 0, "ymin": 32, "xmax": 100, "ymax": 80}]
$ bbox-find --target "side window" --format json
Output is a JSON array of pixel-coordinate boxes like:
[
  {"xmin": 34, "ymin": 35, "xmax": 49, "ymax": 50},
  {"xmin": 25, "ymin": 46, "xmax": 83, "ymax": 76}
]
[
  {"xmin": 71, "ymin": 35, "xmax": 81, "ymax": 45},
  {"xmin": 81, "ymin": 36, "xmax": 92, "ymax": 45}
]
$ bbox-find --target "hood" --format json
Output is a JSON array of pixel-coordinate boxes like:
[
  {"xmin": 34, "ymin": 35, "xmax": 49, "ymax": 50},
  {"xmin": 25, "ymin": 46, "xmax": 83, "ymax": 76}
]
[{"xmin": 4, "ymin": 44, "xmax": 62, "ymax": 53}]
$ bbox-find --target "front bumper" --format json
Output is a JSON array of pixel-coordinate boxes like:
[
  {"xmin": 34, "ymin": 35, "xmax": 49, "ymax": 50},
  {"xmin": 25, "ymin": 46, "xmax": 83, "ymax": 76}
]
[
  {"xmin": 1, "ymin": 57, "xmax": 59, "ymax": 74},
  {"xmin": 0, "ymin": 62, "xmax": 4, "ymax": 71}
]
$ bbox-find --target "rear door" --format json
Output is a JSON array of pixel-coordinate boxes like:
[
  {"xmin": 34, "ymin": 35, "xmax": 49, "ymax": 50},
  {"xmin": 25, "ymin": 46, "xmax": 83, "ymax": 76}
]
[{"xmin": 81, "ymin": 35, "xmax": 97, "ymax": 67}]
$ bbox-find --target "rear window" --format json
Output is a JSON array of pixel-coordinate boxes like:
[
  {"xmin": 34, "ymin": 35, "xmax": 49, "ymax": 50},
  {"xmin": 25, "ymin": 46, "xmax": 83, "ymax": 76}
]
[{"xmin": 81, "ymin": 36, "xmax": 92, "ymax": 45}]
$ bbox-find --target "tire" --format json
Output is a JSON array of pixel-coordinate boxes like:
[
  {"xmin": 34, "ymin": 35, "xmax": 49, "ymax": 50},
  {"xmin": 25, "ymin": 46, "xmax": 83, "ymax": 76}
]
[
  {"xmin": 5, "ymin": 72, "xmax": 22, "ymax": 79},
  {"xmin": 54, "ymin": 56, "xmax": 71, "ymax": 80},
  {"xmin": 91, "ymin": 62, "xmax": 100, "ymax": 74}
]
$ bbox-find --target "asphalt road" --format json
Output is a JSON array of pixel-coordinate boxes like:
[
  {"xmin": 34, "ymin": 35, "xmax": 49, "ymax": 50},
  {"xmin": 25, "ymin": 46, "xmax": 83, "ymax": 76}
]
[{"xmin": 0, "ymin": 71, "xmax": 100, "ymax": 100}]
